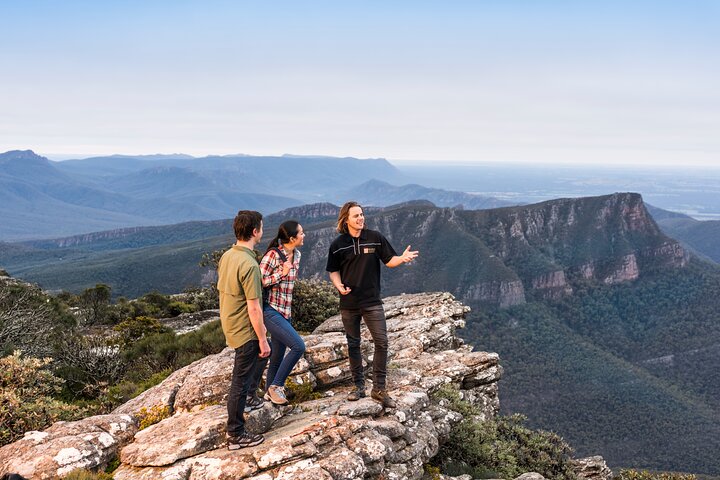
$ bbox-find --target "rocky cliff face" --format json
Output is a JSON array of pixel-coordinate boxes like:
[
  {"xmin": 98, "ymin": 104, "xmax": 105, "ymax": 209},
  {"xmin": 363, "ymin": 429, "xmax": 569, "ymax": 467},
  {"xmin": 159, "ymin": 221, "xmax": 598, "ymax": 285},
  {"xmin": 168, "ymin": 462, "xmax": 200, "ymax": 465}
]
[
  {"xmin": 0, "ymin": 293, "xmax": 610, "ymax": 480},
  {"xmin": 0, "ymin": 294, "xmax": 498, "ymax": 479},
  {"xmin": 297, "ymin": 193, "xmax": 689, "ymax": 308}
]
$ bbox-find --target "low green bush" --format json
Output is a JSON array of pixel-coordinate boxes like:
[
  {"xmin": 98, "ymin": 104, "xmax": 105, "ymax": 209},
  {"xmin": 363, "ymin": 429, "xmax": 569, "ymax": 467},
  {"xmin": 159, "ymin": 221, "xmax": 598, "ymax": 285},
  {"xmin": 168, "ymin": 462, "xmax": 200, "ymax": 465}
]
[
  {"xmin": 615, "ymin": 469, "xmax": 696, "ymax": 480},
  {"xmin": 113, "ymin": 316, "xmax": 171, "ymax": 347},
  {"xmin": 291, "ymin": 279, "xmax": 339, "ymax": 333},
  {"xmin": 166, "ymin": 300, "xmax": 196, "ymax": 317},
  {"xmin": 107, "ymin": 369, "xmax": 173, "ymax": 405},
  {"xmin": 122, "ymin": 320, "xmax": 225, "ymax": 383},
  {"xmin": 432, "ymin": 384, "xmax": 577, "ymax": 480},
  {"xmin": 61, "ymin": 469, "xmax": 114, "ymax": 480}
]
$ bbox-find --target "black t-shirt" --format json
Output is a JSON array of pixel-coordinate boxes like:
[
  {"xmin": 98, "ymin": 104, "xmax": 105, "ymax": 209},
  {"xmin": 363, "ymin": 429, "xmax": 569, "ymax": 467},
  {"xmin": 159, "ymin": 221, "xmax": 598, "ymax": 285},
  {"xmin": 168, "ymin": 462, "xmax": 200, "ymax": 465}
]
[{"xmin": 325, "ymin": 228, "xmax": 397, "ymax": 309}]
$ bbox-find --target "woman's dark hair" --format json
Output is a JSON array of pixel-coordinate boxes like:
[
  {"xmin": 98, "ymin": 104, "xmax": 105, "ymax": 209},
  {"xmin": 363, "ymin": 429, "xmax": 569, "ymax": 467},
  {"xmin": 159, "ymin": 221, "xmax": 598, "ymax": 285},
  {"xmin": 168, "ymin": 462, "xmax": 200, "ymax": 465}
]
[{"xmin": 266, "ymin": 220, "xmax": 301, "ymax": 252}]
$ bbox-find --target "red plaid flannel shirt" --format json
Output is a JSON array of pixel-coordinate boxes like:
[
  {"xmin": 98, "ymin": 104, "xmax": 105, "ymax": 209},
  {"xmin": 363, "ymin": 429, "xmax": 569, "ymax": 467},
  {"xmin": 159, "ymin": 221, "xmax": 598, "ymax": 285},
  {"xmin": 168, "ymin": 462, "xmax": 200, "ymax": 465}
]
[{"xmin": 259, "ymin": 245, "xmax": 300, "ymax": 319}]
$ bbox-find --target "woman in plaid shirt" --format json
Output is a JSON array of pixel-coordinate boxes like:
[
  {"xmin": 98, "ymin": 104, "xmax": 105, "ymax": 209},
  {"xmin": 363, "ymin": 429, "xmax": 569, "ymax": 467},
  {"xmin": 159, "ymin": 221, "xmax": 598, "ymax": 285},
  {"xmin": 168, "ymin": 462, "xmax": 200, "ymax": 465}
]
[{"xmin": 258, "ymin": 220, "xmax": 306, "ymax": 405}]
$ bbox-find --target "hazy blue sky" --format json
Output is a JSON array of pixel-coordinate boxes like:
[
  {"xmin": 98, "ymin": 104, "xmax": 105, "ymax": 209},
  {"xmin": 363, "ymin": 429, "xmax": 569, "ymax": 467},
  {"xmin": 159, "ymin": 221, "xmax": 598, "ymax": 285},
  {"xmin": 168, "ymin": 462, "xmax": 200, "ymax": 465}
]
[{"xmin": 1, "ymin": 1, "xmax": 718, "ymax": 166}]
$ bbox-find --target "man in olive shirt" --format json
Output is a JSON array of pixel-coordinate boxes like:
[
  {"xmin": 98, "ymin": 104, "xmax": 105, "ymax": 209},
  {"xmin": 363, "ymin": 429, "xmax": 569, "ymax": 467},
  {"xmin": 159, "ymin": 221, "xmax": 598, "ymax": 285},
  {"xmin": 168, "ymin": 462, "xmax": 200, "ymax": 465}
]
[
  {"xmin": 218, "ymin": 210, "xmax": 271, "ymax": 449},
  {"xmin": 326, "ymin": 201, "xmax": 418, "ymax": 408}
]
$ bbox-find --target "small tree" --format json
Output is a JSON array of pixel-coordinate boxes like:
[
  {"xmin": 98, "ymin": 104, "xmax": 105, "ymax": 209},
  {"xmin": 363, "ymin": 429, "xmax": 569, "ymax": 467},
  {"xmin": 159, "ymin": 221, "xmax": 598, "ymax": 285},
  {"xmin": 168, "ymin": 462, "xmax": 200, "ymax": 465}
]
[
  {"xmin": 79, "ymin": 284, "xmax": 112, "ymax": 325},
  {"xmin": 0, "ymin": 281, "xmax": 58, "ymax": 357},
  {"xmin": 200, "ymin": 247, "xmax": 229, "ymax": 270}
]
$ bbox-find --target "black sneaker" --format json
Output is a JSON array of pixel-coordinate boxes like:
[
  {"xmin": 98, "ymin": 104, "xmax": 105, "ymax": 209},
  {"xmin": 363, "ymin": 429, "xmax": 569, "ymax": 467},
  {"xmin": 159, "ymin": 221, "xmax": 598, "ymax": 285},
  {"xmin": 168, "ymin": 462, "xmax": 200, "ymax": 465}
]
[
  {"xmin": 227, "ymin": 431, "xmax": 264, "ymax": 450},
  {"xmin": 347, "ymin": 385, "xmax": 366, "ymax": 401},
  {"xmin": 370, "ymin": 389, "xmax": 397, "ymax": 408},
  {"xmin": 244, "ymin": 394, "xmax": 264, "ymax": 412}
]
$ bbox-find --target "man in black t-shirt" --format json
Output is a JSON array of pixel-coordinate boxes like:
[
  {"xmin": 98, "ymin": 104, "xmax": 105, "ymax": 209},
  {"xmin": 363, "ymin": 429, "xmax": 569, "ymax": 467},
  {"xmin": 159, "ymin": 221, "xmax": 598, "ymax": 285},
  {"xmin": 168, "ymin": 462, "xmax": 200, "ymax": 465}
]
[{"xmin": 326, "ymin": 201, "xmax": 419, "ymax": 408}]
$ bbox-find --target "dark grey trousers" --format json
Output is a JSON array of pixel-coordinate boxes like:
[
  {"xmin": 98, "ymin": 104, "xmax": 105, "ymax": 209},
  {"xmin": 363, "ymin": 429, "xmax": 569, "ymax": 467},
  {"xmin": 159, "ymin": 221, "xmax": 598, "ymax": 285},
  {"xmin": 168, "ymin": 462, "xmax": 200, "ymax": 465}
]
[{"xmin": 341, "ymin": 305, "xmax": 388, "ymax": 390}]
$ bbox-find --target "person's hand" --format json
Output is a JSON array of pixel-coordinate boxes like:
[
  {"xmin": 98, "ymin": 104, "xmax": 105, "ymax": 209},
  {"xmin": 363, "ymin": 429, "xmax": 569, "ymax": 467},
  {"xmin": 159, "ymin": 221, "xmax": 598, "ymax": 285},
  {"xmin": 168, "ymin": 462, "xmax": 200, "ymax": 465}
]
[
  {"xmin": 337, "ymin": 284, "xmax": 352, "ymax": 295},
  {"xmin": 281, "ymin": 260, "xmax": 293, "ymax": 277},
  {"xmin": 401, "ymin": 245, "xmax": 419, "ymax": 263},
  {"xmin": 258, "ymin": 338, "xmax": 271, "ymax": 358}
]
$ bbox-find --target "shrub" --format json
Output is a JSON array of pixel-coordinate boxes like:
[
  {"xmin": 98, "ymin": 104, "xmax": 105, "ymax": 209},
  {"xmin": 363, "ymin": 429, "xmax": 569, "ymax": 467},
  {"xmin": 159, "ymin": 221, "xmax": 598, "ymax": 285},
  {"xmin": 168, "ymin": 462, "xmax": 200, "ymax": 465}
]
[
  {"xmin": 55, "ymin": 335, "xmax": 126, "ymax": 398},
  {"xmin": 0, "ymin": 352, "xmax": 87, "ymax": 446},
  {"xmin": 113, "ymin": 316, "xmax": 171, "ymax": 347},
  {"xmin": 291, "ymin": 279, "xmax": 340, "ymax": 333},
  {"xmin": 166, "ymin": 301, "xmax": 196, "ymax": 317},
  {"xmin": 139, "ymin": 291, "xmax": 171, "ymax": 314},
  {"xmin": 107, "ymin": 369, "xmax": 173, "ymax": 406},
  {"xmin": 61, "ymin": 469, "xmax": 114, "ymax": 480},
  {"xmin": 285, "ymin": 377, "xmax": 322, "ymax": 403},
  {"xmin": 122, "ymin": 320, "xmax": 225, "ymax": 383},
  {"xmin": 182, "ymin": 286, "xmax": 218, "ymax": 311},
  {"xmin": 431, "ymin": 384, "xmax": 576, "ymax": 480},
  {"xmin": 137, "ymin": 405, "xmax": 171, "ymax": 430},
  {"xmin": 615, "ymin": 469, "xmax": 696, "ymax": 480}
]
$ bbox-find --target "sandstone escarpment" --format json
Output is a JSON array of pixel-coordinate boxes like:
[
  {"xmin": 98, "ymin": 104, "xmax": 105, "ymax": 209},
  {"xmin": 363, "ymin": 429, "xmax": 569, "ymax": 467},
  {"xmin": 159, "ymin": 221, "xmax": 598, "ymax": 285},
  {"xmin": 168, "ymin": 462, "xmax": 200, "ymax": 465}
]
[
  {"xmin": 295, "ymin": 193, "xmax": 689, "ymax": 309},
  {"xmin": 0, "ymin": 293, "xmax": 504, "ymax": 479}
]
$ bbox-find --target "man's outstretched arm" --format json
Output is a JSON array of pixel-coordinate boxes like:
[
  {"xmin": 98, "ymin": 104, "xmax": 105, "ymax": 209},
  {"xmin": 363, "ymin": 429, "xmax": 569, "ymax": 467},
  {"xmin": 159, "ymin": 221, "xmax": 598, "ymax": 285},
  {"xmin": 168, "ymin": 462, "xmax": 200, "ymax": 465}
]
[{"xmin": 385, "ymin": 245, "xmax": 419, "ymax": 268}]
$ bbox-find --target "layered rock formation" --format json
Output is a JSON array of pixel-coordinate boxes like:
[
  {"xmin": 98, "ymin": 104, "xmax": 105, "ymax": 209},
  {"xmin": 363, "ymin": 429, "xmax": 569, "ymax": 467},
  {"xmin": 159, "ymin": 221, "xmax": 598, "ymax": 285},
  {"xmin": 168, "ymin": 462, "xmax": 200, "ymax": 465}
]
[
  {"xmin": 0, "ymin": 293, "xmax": 611, "ymax": 479},
  {"xmin": 296, "ymin": 193, "xmax": 689, "ymax": 308},
  {"xmin": 0, "ymin": 294, "xmax": 493, "ymax": 479}
]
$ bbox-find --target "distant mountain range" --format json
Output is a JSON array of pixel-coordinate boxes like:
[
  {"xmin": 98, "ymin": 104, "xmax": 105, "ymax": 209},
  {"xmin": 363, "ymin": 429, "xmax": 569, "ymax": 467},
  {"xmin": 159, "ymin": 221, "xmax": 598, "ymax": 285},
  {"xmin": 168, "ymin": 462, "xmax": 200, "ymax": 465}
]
[
  {"xmin": 647, "ymin": 204, "xmax": 720, "ymax": 264},
  {"xmin": 1, "ymin": 150, "xmax": 517, "ymax": 241},
  {"xmin": 4, "ymin": 193, "xmax": 720, "ymax": 473},
  {"xmin": 337, "ymin": 179, "xmax": 513, "ymax": 210}
]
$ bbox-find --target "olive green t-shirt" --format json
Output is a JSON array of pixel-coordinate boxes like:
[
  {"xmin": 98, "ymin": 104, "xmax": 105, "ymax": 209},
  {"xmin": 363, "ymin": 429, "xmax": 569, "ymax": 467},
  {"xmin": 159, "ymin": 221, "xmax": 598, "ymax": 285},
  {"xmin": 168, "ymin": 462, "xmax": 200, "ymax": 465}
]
[{"xmin": 217, "ymin": 245, "xmax": 263, "ymax": 349}]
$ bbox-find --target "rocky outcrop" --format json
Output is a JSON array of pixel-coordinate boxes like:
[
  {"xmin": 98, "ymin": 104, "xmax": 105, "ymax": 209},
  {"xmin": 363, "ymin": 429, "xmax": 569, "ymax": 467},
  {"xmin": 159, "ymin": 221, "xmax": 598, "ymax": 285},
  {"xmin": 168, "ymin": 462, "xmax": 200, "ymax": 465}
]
[
  {"xmin": 571, "ymin": 456, "xmax": 614, "ymax": 480},
  {"xmin": 0, "ymin": 293, "xmax": 505, "ymax": 479},
  {"xmin": 161, "ymin": 309, "xmax": 220, "ymax": 335},
  {"xmin": 0, "ymin": 415, "xmax": 137, "ymax": 478},
  {"xmin": 601, "ymin": 253, "xmax": 639, "ymax": 284},
  {"xmin": 463, "ymin": 280, "xmax": 526, "ymax": 307},
  {"xmin": 0, "ymin": 292, "xmax": 616, "ymax": 480},
  {"xmin": 531, "ymin": 270, "xmax": 573, "ymax": 299}
]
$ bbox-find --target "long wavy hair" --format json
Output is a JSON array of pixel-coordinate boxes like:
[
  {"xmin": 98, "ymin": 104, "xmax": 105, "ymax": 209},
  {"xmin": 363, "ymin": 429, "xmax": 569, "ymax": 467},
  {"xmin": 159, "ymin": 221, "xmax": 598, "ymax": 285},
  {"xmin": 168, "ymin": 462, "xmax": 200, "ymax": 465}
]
[
  {"xmin": 266, "ymin": 220, "xmax": 301, "ymax": 252},
  {"xmin": 336, "ymin": 201, "xmax": 362, "ymax": 234}
]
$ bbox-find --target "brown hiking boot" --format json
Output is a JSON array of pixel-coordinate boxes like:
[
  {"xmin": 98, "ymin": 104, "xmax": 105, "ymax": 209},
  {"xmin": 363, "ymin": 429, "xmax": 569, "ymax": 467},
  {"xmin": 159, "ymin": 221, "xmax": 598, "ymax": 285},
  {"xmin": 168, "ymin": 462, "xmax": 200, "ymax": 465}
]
[
  {"xmin": 347, "ymin": 385, "xmax": 366, "ymax": 401},
  {"xmin": 370, "ymin": 389, "xmax": 397, "ymax": 408}
]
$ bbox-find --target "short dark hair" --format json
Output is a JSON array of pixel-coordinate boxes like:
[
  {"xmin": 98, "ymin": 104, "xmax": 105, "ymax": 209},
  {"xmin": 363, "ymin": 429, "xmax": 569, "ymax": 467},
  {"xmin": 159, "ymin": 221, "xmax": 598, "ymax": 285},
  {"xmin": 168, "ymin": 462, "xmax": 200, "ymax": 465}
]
[
  {"xmin": 233, "ymin": 210, "xmax": 263, "ymax": 241},
  {"xmin": 337, "ymin": 201, "xmax": 362, "ymax": 234}
]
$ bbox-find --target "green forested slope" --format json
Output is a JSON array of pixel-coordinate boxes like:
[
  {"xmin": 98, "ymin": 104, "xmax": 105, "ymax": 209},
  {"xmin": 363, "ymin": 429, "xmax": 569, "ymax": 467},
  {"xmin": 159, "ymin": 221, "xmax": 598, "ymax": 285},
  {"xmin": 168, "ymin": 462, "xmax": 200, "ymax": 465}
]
[{"xmin": 465, "ymin": 259, "xmax": 720, "ymax": 474}]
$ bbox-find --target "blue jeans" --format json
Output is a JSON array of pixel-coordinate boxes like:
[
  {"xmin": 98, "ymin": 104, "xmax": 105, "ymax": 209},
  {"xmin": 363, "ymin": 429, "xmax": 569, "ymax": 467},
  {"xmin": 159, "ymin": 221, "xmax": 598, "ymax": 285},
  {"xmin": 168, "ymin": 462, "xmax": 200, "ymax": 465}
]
[{"xmin": 262, "ymin": 306, "xmax": 306, "ymax": 388}]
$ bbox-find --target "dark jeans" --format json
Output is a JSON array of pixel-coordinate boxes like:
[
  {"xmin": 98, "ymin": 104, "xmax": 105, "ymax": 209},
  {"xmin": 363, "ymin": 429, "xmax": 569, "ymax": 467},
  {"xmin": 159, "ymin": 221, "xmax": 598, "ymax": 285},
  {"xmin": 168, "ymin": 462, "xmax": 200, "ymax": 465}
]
[
  {"xmin": 247, "ymin": 306, "xmax": 306, "ymax": 393},
  {"xmin": 341, "ymin": 305, "xmax": 388, "ymax": 390},
  {"xmin": 227, "ymin": 340, "xmax": 259, "ymax": 436}
]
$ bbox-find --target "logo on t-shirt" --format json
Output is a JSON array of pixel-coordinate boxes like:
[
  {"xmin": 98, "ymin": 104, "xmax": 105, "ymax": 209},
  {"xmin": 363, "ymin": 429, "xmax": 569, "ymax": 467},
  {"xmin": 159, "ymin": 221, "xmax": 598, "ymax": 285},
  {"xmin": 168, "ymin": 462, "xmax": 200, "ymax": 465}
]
[{"xmin": 363, "ymin": 247, "xmax": 375, "ymax": 254}]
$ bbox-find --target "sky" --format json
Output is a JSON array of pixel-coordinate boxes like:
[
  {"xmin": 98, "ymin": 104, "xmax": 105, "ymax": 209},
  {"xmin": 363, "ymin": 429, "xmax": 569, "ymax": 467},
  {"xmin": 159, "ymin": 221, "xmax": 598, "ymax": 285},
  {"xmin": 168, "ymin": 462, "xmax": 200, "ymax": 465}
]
[{"xmin": 1, "ymin": 0, "xmax": 719, "ymax": 166}]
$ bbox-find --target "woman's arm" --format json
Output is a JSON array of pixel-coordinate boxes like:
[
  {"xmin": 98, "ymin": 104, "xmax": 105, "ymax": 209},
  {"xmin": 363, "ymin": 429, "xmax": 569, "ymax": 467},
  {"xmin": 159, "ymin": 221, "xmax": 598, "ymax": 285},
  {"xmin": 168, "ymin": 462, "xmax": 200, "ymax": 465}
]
[{"xmin": 259, "ymin": 251, "xmax": 284, "ymax": 287}]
